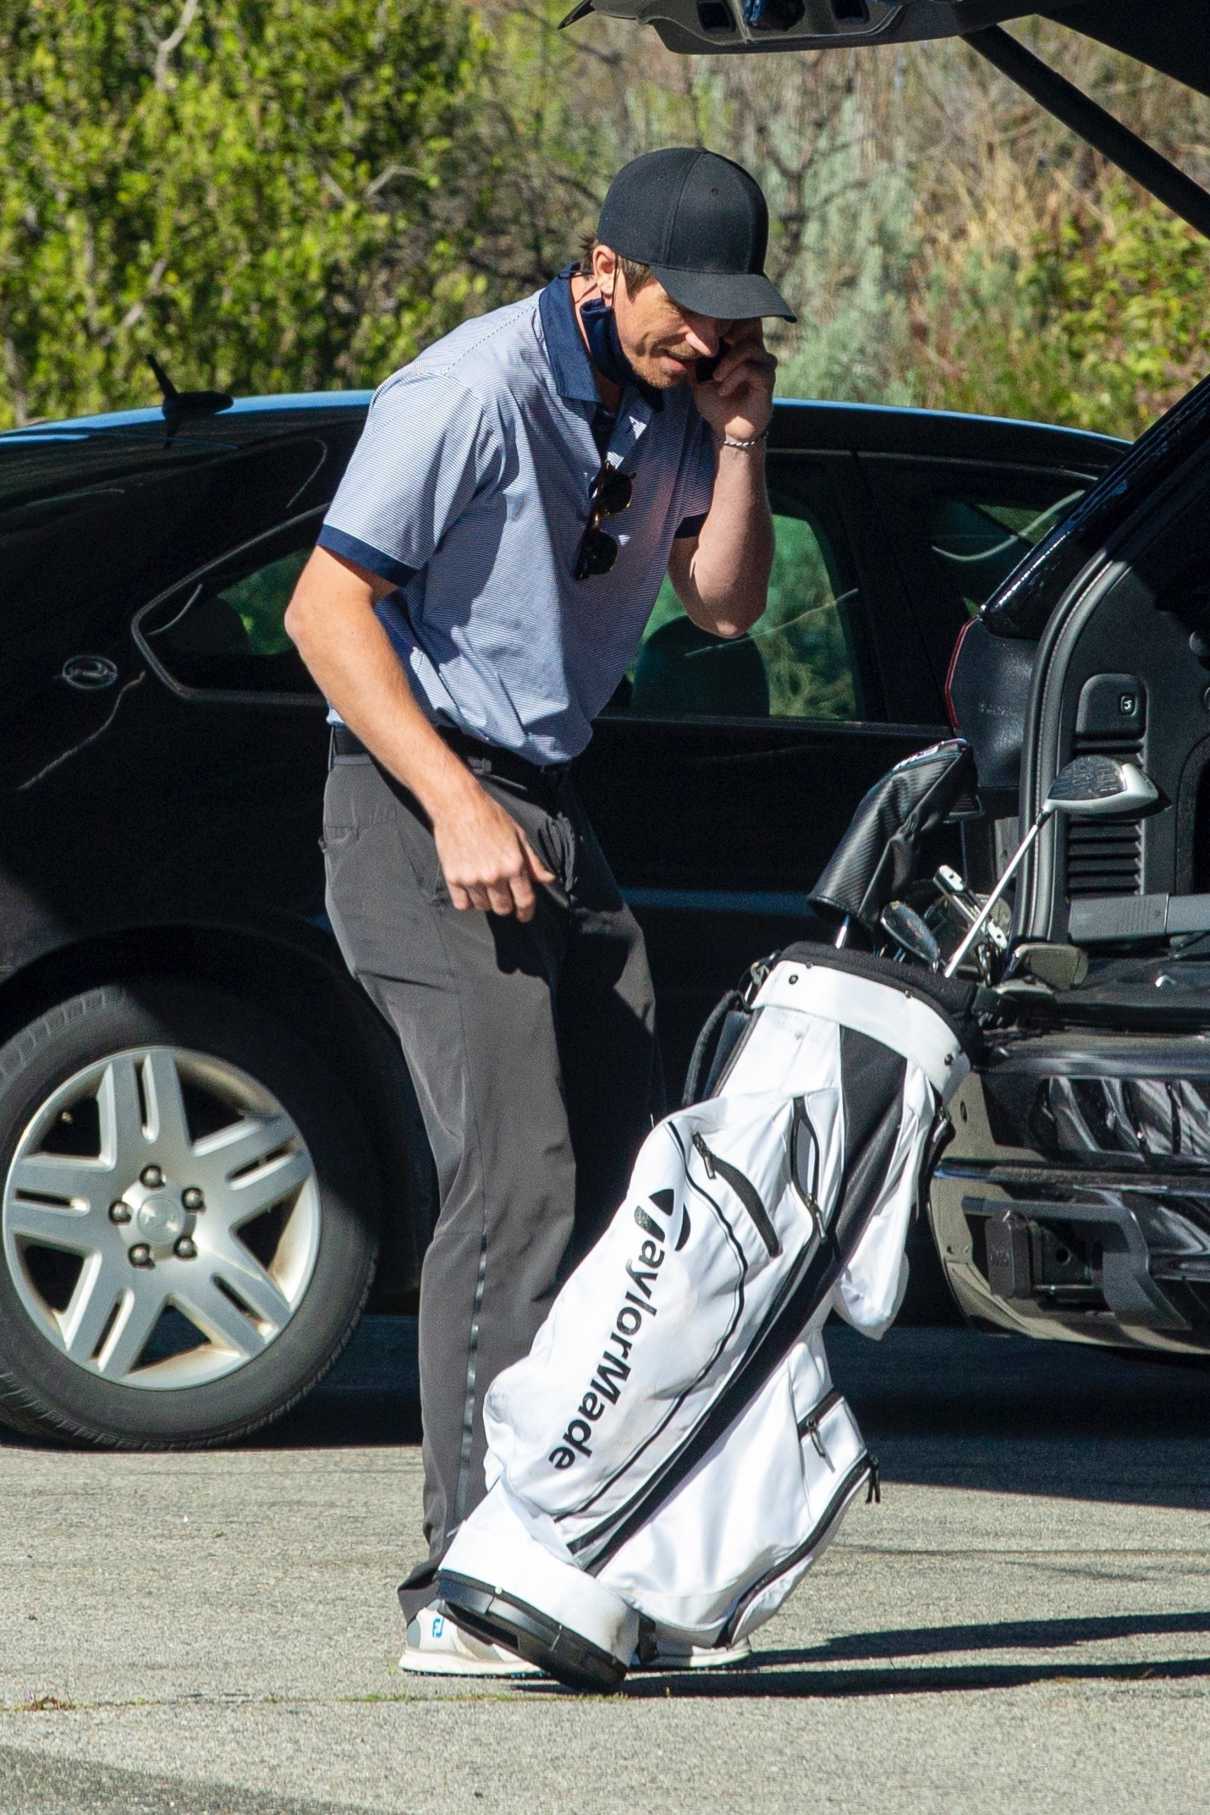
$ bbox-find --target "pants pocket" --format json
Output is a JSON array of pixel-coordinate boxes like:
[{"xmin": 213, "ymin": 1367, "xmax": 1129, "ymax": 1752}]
[
  {"xmin": 532, "ymin": 810, "xmax": 574, "ymax": 897},
  {"xmin": 318, "ymin": 823, "xmax": 358, "ymax": 858},
  {"xmin": 389, "ymin": 797, "xmax": 451, "ymax": 906}
]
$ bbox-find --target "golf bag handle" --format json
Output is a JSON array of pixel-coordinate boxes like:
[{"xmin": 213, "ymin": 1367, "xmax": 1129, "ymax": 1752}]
[{"xmin": 682, "ymin": 988, "xmax": 749, "ymax": 1107}]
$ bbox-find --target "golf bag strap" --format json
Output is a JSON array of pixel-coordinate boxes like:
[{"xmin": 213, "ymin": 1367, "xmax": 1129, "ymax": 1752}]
[{"xmin": 682, "ymin": 989, "xmax": 749, "ymax": 1107}]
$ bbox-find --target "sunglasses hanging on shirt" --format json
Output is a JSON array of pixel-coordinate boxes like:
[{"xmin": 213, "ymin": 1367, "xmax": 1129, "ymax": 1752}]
[{"xmin": 574, "ymin": 463, "xmax": 633, "ymax": 581}]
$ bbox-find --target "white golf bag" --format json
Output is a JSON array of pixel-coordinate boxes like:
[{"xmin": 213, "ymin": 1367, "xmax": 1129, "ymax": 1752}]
[{"xmin": 438, "ymin": 942, "xmax": 978, "ymax": 1688}]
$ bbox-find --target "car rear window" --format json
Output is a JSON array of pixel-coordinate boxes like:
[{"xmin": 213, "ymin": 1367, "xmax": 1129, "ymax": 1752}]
[{"xmin": 0, "ymin": 425, "xmax": 357, "ymax": 703}]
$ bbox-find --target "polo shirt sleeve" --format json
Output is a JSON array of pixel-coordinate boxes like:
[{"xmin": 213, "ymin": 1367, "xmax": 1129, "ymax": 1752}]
[
  {"xmin": 318, "ymin": 372, "xmax": 501, "ymax": 589},
  {"xmin": 674, "ymin": 418, "xmax": 718, "ymax": 540}
]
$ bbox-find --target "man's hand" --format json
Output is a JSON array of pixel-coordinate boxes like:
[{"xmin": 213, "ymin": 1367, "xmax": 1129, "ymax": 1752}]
[
  {"xmin": 691, "ymin": 317, "xmax": 777, "ymax": 444},
  {"xmin": 285, "ymin": 547, "xmax": 555, "ymax": 921},
  {"xmin": 433, "ymin": 786, "xmax": 556, "ymax": 921}
]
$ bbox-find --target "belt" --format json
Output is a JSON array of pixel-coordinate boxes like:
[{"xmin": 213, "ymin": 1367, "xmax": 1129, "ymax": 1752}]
[{"xmin": 330, "ymin": 723, "xmax": 573, "ymax": 798}]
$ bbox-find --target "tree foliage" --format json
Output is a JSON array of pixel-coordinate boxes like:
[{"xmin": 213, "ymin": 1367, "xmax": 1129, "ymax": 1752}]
[
  {"xmin": 1023, "ymin": 184, "xmax": 1210, "ymax": 435},
  {"xmin": 874, "ymin": 24, "xmax": 1210, "ymax": 435},
  {"xmin": 4, "ymin": 4, "xmax": 1210, "ymax": 437},
  {"xmin": 0, "ymin": 0, "xmax": 491, "ymax": 425}
]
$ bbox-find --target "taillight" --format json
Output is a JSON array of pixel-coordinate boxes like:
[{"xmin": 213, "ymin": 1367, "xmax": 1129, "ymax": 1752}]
[{"xmin": 944, "ymin": 617, "xmax": 975, "ymax": 733}]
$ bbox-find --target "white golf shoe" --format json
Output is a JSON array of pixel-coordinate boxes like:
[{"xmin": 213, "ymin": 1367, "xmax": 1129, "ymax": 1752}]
[{"xmin": 399, "ymin": 1603, "xmax": 751, "ymax": 1679}]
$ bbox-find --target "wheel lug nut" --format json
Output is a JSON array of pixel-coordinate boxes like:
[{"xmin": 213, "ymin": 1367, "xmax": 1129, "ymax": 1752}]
[
  {"xmin": 140, "ymin": 1165, "xmax": 164, "ymax": 1188},
  {"xmin": 174, "ymin": 1237, "xmax": 197, "ymax": 1260},
  {"xmin": 182, "ymin": 1187, "xmax": 204, "ymax": 1211},
  {"xmin": 109, "ymin": 1201, "xmax": 132, "ymax": 1225},
  {"xmin": 129, "ymin": 1244, "xmax": 153, "ymax": 1268}
]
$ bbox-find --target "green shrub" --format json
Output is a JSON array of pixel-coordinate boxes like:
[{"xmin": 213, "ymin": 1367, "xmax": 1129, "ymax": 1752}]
[
  {"xmin": 1022, "ymin": 183, "xmax": 1210, "ymax": 436},
  {"xmin": 906, "ymin": 182, "xmax": 1210, "ymax": 439},
  {"xmin": 0, "ymin": 0, "xmax": 491, "ymax": 427}
]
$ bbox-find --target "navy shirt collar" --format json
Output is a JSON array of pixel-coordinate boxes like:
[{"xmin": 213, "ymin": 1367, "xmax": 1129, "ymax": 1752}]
[
  {"xmin": 539, "ymin": 265, "xmax": 599, "ymax": 405},
  {"xmin": 538, "ymin": 265, "xmax": 663, "ymax": 412}
]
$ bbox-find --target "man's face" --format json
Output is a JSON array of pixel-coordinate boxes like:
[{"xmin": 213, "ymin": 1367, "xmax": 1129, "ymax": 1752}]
[{"xmin": 599, "ymin": 252, "xmax": 735, "ymax": 392}]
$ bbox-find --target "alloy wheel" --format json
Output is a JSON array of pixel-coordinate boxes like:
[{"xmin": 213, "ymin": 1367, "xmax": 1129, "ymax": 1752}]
[{"xmin": 2, "ymin": 1045, "xmax": 321, "ymax": 1389}]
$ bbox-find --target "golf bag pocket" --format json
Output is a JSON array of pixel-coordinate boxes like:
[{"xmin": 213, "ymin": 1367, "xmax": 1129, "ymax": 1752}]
[
  {"xmin": 483, "ymin": 1088, "xmax": 839, "ymax": 1550},
  {"xmin": 596, "ymin": 1335, "xmax": 873, "ymax": 1647}
]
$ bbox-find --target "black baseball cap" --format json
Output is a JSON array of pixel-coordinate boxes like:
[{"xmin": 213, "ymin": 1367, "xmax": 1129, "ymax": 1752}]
[{"xmin": 597, "ymin": 148, "xmax": 796, "ymax": 323}]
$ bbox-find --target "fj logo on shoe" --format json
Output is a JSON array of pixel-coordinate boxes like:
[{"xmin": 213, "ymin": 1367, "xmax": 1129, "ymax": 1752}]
[{"xmin": 546, "ymin": 1196, "xmax": 670, "ymax": 1471}]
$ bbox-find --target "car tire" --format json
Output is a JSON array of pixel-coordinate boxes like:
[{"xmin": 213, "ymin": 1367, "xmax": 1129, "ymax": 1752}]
[{"xmin": 0, "ymin": 979, "xmax": 378, "ymax": 1448}]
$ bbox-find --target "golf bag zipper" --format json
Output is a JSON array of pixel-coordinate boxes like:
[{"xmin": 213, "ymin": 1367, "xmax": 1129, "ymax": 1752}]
[
  {"xmin": 692, "ymin": 1132, "xmax": 781, "ymax": 1257},
  {"xmin": 718, "ymin": 1451, "xmax": 875, "ymax": 1647},
  {"xmin": 790, "ymin": 1097, "xmax": 822, "ymax": 1239},
  {"xmin": 796, "ymin": 1385, "xmax": 842, "ymax": 1463}
]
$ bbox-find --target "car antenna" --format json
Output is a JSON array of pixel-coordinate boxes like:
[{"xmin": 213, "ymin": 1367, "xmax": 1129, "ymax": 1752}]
[{"xmin": 147, "ymin": 354, "xmax": 234, "ymax": 446}]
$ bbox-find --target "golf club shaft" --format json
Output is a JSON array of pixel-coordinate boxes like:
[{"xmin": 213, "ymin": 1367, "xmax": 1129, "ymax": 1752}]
[{"xmin": 943, "ymin": 810, "xmax": 1048, "ymax": 978}]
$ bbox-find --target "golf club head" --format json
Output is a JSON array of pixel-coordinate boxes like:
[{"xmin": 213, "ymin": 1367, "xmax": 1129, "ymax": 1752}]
[
  {"xmin": 1004, "ymin": 940, "xmax": 1090, "ymax": 991},
  {"xmin": 879, "ymin": 900, "xmax": 942, "ymax": 970},
  {"xmin": 1043, "ymin": 755, "xmax": 1158, "ymax": 818}
]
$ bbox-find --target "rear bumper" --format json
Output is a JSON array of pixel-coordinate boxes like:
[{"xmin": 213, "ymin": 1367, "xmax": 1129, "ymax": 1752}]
[{"xmin": 928, "ymin": 1057, "xmax": 1210, "ymax": 1357}]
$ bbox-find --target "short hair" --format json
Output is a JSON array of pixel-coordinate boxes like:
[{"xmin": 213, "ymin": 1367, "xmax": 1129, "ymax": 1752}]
[{"xmin": 577, "ymin": 235, "xmax": 655, "ymax": 295}]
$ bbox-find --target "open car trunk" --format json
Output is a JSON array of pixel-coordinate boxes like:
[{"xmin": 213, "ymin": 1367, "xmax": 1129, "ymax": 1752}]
[
  {"xmin": 564, "ymin": 0, "xmax": 1210, "ymax": 239},
  {"xmin": 563, "ymin": 0, "xmax": 1203, "ymax": 85}
]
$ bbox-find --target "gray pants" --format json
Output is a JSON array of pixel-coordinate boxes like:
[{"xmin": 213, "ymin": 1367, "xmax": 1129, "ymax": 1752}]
[{"xmin": 321, "ymin": 743, "xmax": 660, "ymax": 1622}]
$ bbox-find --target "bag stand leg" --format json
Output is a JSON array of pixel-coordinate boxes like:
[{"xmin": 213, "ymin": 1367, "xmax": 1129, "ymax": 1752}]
[{"xmin": 438, "ymin": 1488, "xmax": 640, "ymax": 1691}]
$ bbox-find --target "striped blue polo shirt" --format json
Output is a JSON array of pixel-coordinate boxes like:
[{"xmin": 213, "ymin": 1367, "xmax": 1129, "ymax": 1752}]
[{"xmin": 318, "ymin": 271, "xmax": 716, "ymax": 765}]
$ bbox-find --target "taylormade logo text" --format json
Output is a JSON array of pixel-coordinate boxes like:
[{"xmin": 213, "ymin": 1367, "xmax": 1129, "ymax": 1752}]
[{"xmin": 547, "ymin": 1194, "xmax": 674, "ymax": 1470}]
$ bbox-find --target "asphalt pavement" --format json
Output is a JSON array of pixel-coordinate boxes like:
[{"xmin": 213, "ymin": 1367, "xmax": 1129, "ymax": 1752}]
[{"xmin": 2, "ymin": 1316, "xmax": 1209, "ymax": 1815}]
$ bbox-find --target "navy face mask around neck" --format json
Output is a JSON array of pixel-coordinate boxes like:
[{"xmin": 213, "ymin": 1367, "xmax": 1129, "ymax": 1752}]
[{"xmin": 580, "ymin": 292, "xmax": 644, "ymax": 395}]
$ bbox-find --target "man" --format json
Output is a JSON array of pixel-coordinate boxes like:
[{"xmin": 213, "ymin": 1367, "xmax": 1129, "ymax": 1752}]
[{"xmin": 285, "ymin": 146, "xmax": 794, "ymax": 1675}]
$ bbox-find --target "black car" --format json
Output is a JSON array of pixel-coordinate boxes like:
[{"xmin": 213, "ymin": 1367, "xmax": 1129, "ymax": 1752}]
[{"xmin": 0, "ymin": 390, "xmax": 1122, "ymax": 1446}]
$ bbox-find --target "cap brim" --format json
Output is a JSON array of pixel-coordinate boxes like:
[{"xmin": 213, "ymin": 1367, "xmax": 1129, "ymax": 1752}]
[{"xmin": 652, "ymin": 265, "xmax": 796, "ymax": 323}]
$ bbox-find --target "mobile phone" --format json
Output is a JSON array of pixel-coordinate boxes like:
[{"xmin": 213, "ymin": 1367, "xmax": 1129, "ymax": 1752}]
[{"xmin": 695, "ymin": 341, "xmax": 729, "ymax": 383}]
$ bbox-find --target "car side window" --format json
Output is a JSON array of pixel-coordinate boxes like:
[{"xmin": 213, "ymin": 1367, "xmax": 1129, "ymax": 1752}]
[
  {"xmin": 612, "ymin": 461, "xmax": 872, "ymax": 724},
  {"xmin": 927, "ymin": 481, "xmax": 1089, "ymax": 616},
  {"xmin": 135, "ymin": 531, "xmax": 320, "ymax": 700}
]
